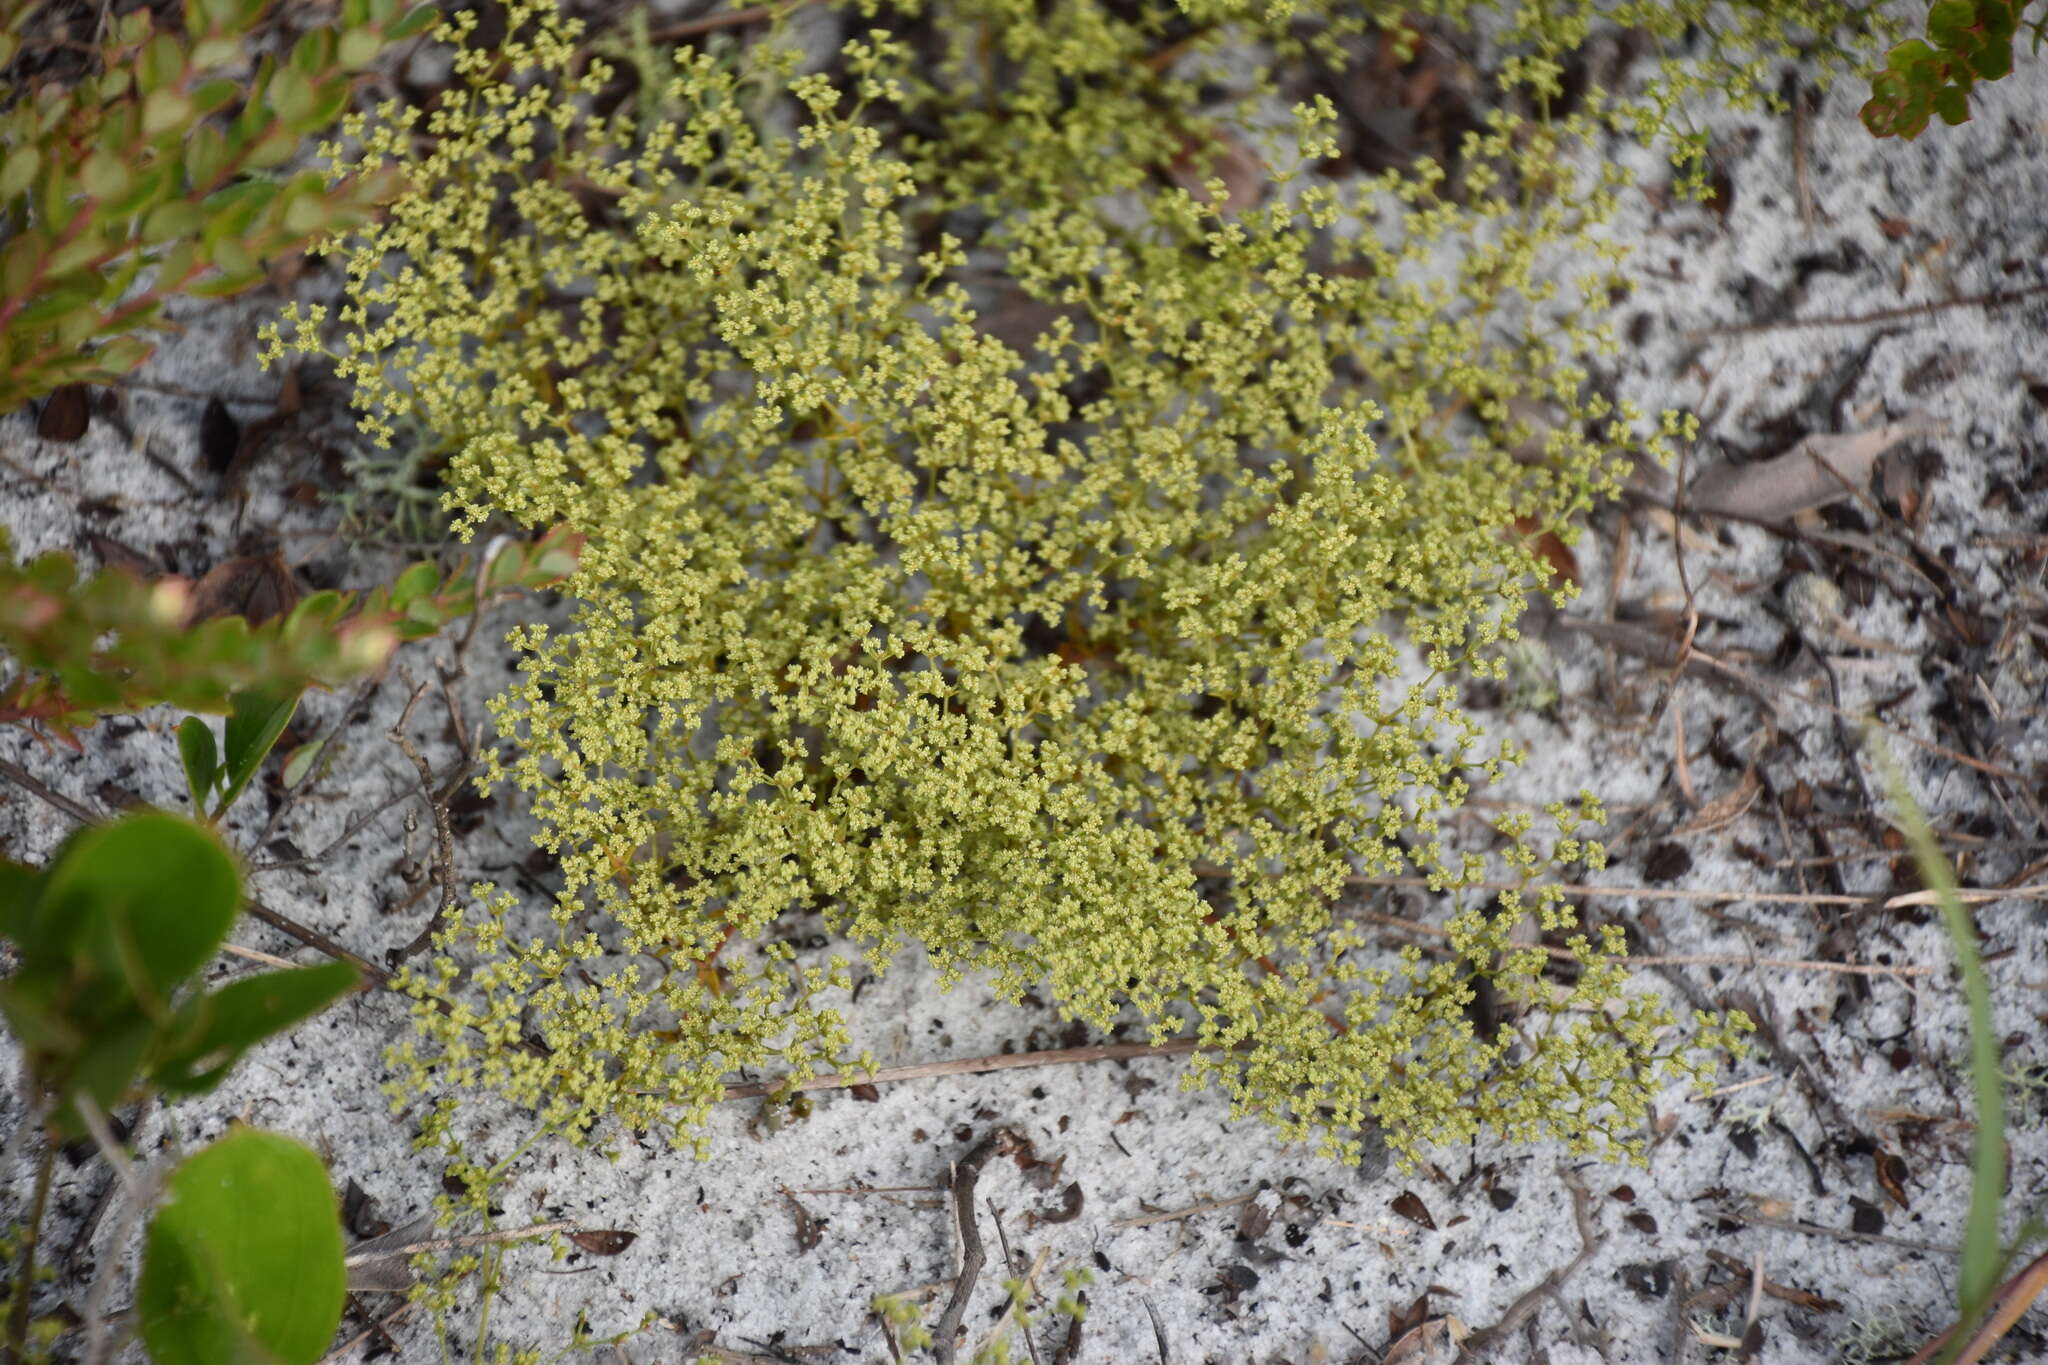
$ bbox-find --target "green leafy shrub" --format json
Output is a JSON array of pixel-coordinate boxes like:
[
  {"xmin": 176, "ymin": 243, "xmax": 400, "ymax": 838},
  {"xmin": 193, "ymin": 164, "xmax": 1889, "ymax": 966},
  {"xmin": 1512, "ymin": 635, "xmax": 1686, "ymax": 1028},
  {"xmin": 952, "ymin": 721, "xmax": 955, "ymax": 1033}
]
[
  {"xmin": 1861, "ymin": 0, "xmax": 2046, "ymax": 139},
  {"xmin": 0, "ymin": 815, "xmax": 357, "ymax": 1364},
  {"xmin": 0, "ymin": 0, "xmax": 438, "ymax": 413},
  {"xmin": 0, "ymin": 811, "xmax": 358, "ymax": 1138},
  {"xmin": 0, "ymin": 522, "xmax": 580, "ymax": 750},
  {"xmin": 253, "ymin": 0, "xmax": 1835, "ymax": 1170}
]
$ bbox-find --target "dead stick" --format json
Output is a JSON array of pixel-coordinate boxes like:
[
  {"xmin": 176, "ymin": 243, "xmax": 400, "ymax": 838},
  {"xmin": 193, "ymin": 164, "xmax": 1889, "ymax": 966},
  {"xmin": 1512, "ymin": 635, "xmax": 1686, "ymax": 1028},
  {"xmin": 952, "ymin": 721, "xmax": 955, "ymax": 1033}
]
[
  {"xmin": 1459, "ymin": 1164, "xmax": 1602, "ymax": 1359},
  {"xmin": 933, "ymin": 1131, "xmax": 1018, "ymax": 1364},
  {"xmin": 714, "ymin": 1039, "xmax": 1201, "ymax": 1102},
  {"xmin": 1113, "ymin": 1192, "xmax": 1256, "ymax": 1229},
  {"xmin": 1686, "ymin": 281, "xmax": 2048, "ymax": 337},
  {"xmin": 1345, "ymin": 872, "xmax": 2044, "ymax": 913}
]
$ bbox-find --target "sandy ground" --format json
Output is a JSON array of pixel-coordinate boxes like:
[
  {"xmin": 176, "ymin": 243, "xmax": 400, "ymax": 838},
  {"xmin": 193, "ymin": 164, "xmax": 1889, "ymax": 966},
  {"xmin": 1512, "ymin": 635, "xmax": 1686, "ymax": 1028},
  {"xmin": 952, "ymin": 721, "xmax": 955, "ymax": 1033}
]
[{"xmin": 2, "ymin": 6, "xmax": 2046, "ymax": 1362}]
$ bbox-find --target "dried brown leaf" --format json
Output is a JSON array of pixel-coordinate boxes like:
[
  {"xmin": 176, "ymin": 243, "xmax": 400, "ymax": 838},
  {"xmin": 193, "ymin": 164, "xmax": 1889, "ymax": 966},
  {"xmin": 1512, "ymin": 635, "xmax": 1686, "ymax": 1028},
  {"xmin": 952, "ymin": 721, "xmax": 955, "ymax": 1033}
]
[
  {"xmin": 566, "ymin": 1229, "xmax": 637, "ymax": 1256},
  {"xmin": 1688, "ymin": 418, "xmax": 1945, "ymax": 522},
  {"xmin": 1390, "ymin": 1190, "xmax": 1435, "ymax": 1230},
  {"xmin": 1671, "ymin": 767, "xmax": 1763, "ymax": 838},
  {"xmin": 38, "ymin": 384, "xmax": 90, "ymax": 442},
  {"xmin": 182, "ymin": 550, "xmax": 300, "ymax": 626}
]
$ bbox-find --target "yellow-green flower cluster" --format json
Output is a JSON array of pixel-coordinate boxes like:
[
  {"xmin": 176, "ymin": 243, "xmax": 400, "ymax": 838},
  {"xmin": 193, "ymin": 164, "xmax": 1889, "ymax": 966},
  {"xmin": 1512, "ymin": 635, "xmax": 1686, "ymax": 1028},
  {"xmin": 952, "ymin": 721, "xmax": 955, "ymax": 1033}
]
[{"xmin": 258, "ymin": 0, "xmax": 1806, "ymax": 1167}]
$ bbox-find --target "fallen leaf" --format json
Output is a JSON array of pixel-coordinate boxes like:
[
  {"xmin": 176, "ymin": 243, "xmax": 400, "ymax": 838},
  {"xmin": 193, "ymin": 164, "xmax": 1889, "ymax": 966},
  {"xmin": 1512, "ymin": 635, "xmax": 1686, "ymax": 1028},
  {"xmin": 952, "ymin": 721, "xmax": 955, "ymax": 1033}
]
[
  {"xmin": 1166, "ymin": 126, "xmax": 1265, "ymax": 215},
  {"xmin": 1037, "ymin": 1182, "xmax": 1084, "ymax": 1226},
  {"xmin": 1687, "ymin": 416, "xmax": 1945, "ymax": 522},
  {"xmin": 781, "ymin": 1189, "xmax": 822, "ymax": 1253},
  {"xmin": 1390, "ymin": 1190, "xmax": 1436, "ymax": 1230},
  {"xmin": 1875, "ymin": 1149, "xmax": 1912, "ymax": 1210},
  {"xmin": 182, "ymin": 550, "xmax": 300, "ymax": 626},
  {"xmin": 566, "ymin": 1229, "xmax": 637, "ymax": 1256},
  {"xmin": 1671, "ymin": 767, "xmax": 1763, "ymax": 838},
  {"xmin": 199, "ymin": 397, "xmax": 241, "ymax": 474},
  {"xmin": 38, "ymin": 384, "xmax": 90, "ymax": 441}
]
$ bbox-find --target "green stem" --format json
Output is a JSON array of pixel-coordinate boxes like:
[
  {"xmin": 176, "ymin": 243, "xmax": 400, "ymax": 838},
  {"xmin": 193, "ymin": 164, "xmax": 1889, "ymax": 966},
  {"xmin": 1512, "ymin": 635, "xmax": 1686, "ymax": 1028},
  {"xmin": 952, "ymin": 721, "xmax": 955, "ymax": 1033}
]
[{"xmin": 5, "ymin": 1138, "xmax": 55, "ymax": 1365}]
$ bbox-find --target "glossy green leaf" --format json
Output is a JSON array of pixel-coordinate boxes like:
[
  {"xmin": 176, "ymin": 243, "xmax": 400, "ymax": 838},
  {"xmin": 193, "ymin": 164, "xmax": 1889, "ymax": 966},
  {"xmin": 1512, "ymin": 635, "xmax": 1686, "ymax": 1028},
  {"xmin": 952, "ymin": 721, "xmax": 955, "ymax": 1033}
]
[
  {"xmin": 289, "ymin": 28, "xmax": 336, "ymax": 77},
  {"xmin": 1969, "ymin": 40, "xmax": 2013, "ymax": 80},
  {"xmin": 184, "ymin": 123, "xmax": 231, "ymax": 191},
  {"xmin": 215, "ymin": 685, "xmax": 300, "ymax": 817},
  {"xmin": 190, "ymin": 78, "xmax": 242, "ymax": 119},
  {"xmin": 13, "ymin": 275, "xmax": 103, "ymax": 330},
  {"xmin": 104, "ymin": 163, "xmax": 171, "ymax": 219},
  {"xmin": 38, "ymin": 812, "xmax": 241, "ymax": 1003},
  {"xmin": 178, "ymin": 716, "xmax": 220, "ymax": 811},
  {"xmin": 138, "ymin": 1129, "xmax": 346, "ymax": 1365},
  {"xmin": 154, "ymin": 962, "xmax": 358, "ymax": 1094},
  {"xmin": 1927, "ymin": 0, "xmax": 1976, "ymax": 51},
  {"xmin": 336, "ymin": 27, "xmax": 382, "ymax": 71},
  {"xmin": 268, "ymin": 65, "xmax": 315, "ymax": 129},
  {"xmin": 189, "ymin": 35, "xmax": 245, "ymax": 72}
]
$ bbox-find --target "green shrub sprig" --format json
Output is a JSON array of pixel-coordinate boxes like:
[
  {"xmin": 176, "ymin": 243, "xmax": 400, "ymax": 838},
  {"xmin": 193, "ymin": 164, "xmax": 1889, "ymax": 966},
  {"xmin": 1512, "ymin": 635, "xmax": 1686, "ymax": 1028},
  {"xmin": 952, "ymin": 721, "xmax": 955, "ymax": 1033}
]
[
  {"xmin": 1860, "ymin": 0, "xmax": 2045, "ymax": 139},
  {"xmin": 0, "ymin": 0, "xmax": 438, "ymax": 413},
  {"xmin": 0, "ymin": 523, "xmax": 580, "ymax": 750}
]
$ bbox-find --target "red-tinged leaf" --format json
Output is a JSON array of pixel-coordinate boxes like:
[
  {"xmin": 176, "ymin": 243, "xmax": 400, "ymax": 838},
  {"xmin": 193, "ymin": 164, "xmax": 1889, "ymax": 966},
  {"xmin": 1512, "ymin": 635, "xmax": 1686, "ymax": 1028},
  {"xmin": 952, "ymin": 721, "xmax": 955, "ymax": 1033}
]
[
  {"xmin": 566, "ymin": 1229, "xmax": 636, "ymax": 1256},
  {"xmin": 1511, "ymin": 515, "xmax": 1579, "ymax": 589}
]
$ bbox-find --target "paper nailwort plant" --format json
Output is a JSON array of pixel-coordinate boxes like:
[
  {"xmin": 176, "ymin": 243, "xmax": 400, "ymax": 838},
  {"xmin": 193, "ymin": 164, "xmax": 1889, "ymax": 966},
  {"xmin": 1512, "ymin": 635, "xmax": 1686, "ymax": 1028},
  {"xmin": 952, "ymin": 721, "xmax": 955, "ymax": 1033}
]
[{"xmin": 259, "ymin": 0, "xmax": 1803, "ymax": 1170}]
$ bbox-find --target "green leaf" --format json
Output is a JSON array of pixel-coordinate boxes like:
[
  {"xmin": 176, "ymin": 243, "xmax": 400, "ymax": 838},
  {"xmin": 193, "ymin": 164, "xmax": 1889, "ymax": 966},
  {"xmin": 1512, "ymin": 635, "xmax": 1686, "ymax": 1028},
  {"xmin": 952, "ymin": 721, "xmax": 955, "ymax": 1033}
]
[
  {"xmin": 179, "ymin": 716, "xmax": 220, "ymax": 812},
  {"xmin": 387, "ymin": 5, "xmax": 441, "ymax": 41},
  {"xmin": 153, "ymin": 962, "xmax": 358, "ymax": 1094},
  {"xmin": 138, "ymin": 1129, "xmax": 346, "ymax": 1365},
  {"xmin": 1888, "ymin": 37, "xmax": 1940, "ymax": 77},
  {"xmin": 268, "ymin": 65, "xmax": 315, "ymax": 129},
  {"xmin": 387, "ymin": 560, "xmax": 439, "ymax": 608},
  {"xmin": 1932, "ymin": 84, "xmax": 1971, "ymax": 125},
  {"xmin": 0, "ymin": 860, "xmax": 40, "ymax": 935},
  {"xmin": 1927, "ymin": 0, "xmax": 1977, "ymax": 51},
  {"xmin": 80, "ymin": 152, "xmax": 135, "ymax": 205},
  {"xmin": 144, "ymin": 199, "xmax": 206, "ymax": 246},
  {"xmin": 59, "ymin": 1012, "xmax": 158, "ymax": 1129},
  {"xmin": 189, "ymin": 35, "xmax": 245, "ymax": 72},
  {"xmin": 289, "ymin": 28, "xmax": 337, "ymax": 77},
  {"xmin": 0, "ymin": 142, "xmax": 39, "ymax": 200},
  {"xmin": 190, "ymin": 78, "xmax": 242, "ymax": 119},
  {"xmin": 184, "ymin": 123, "xmax": 231, "ymax": 191},
  {"xmin": 104, "ymin": 164, "xmax": 171, "ymax": 219},
  {"xmin": 278, "ymin": 738, "xmax": 324, "ymax": 788},
  {"xmin": 13, "ymin": 274, "xmax": 102, "ymax": 330},
  {"xmin": 1969, "ymin": 39, "xmax": 2014, "ymax": 80},
  {"xmin": 215, "ymin": 685, "xmax": 301, "ymax": 818},
  {"xmin": 143, "ymin": 87, "xmax": 197, "ymax": 141},
  {"xmin": 38, "ymin": 813, "xmax": 241, "ymax": 1004},
  {"xmin": 337, "ymin": 27, "xmax": 382, "ymax": 71}
]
